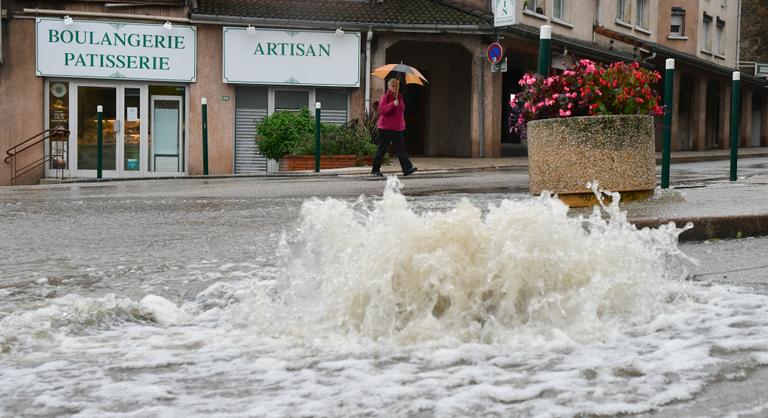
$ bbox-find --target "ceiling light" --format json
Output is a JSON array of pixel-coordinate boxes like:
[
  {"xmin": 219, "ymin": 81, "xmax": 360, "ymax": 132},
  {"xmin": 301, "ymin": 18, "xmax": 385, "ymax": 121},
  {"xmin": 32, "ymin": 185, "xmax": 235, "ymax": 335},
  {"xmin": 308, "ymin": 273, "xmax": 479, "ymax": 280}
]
[
  {"xmin": 335, "ymin": 27, "xmax": 344, "ymax": 38},
  {"xmin": 246, "ymin": 25, "xmax": 256, "ymax": 35},
  {"xmin": 63, "ymin": 15, "xmax": 74, "ymax": 26},
  {"xmin": 163, "ymin": 21, "xmax": 173, "ymax": 30}
]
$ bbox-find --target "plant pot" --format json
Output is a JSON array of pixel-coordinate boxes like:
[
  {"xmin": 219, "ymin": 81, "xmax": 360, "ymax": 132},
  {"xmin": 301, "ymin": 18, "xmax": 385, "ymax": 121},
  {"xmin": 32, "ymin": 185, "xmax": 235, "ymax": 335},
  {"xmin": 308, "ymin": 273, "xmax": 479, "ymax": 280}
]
[
  {"xmin": 527, "ymin": 115, "xmax": 656, "ymax": 206},
  {"xmin": 279, "ymin": 155, "xmax": 374, "ymax": 171}
]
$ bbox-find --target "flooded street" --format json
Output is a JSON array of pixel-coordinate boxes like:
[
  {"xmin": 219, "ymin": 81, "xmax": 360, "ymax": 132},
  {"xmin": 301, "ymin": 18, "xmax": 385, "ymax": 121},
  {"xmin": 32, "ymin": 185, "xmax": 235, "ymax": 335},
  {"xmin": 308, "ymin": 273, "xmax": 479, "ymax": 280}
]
[{"xmin": 1, "ymin": 176, "xmax": 767, "ymax": 417}]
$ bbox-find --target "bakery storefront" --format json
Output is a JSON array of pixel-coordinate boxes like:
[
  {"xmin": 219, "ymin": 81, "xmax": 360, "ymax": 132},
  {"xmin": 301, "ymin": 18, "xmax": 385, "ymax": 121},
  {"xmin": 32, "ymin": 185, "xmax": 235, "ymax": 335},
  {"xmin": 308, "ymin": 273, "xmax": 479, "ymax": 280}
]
[
  {"xmin": 37, "ymin": 18, "xmax": 196, "ymax": 178},
  {"xmin": 221, "ymin": 27, "xmax": 360, "ymax": 173}
]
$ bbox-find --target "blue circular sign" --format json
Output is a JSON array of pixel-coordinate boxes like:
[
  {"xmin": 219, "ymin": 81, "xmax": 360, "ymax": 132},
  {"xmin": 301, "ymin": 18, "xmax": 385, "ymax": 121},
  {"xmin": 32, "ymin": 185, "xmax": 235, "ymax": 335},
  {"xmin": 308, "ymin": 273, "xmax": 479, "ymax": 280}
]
[{"xmin": 487, "ymin": 42, "xmax": 503, "ymax": 64}]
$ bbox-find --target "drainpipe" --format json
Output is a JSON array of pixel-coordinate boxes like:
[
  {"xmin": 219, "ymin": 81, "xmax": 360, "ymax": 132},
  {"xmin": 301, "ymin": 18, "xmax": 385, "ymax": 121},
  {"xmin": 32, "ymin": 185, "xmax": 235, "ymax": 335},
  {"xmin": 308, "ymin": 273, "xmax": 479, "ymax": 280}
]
[
  {"xmin": 736, "ymin": 0, "xmax": 742, "ymax": 70},
  {"xmin": 365, "ymin": 28, "xmax": 373, "ymax": 113},
  {"xmin": 593, "ymin": 0, "xmax": 600, "ymax": 43}
]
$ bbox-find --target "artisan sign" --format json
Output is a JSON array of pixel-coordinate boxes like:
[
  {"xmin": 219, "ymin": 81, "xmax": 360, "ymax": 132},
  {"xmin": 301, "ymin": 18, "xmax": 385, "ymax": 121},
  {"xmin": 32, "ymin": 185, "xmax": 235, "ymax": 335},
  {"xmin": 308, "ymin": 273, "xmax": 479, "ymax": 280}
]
[
  {"xmin": 493, "ymin": 0, "xmax": 518, "ymax": 27},
  {"xmin": 223, "ymin": 27, "xmax": 360, "ymax": 87},
  {"xmin": 36, "ymin": 18, "xmax": 196, "ymax": 82}
]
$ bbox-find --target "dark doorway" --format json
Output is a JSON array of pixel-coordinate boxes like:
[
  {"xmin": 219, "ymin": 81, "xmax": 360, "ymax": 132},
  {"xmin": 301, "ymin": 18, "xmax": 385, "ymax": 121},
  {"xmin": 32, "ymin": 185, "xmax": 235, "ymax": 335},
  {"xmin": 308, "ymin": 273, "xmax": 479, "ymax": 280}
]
[
  {"xmin": 501, "ymin": 67, "xmax": 526, "ymax": 156},
  {"xmin": 386, "ymin": 41, "xmax": 472, "ymax": 156},
  {"xmin": 705, "ymin": 80, "xmax": 721, "ymax": 149},
  {"xmin": 403, "ymin": 71, "xmax": 429, "ymax": 155},
  {"xmin": 677, "ymin": 74, "xmax": 694, "ymax": 150}
]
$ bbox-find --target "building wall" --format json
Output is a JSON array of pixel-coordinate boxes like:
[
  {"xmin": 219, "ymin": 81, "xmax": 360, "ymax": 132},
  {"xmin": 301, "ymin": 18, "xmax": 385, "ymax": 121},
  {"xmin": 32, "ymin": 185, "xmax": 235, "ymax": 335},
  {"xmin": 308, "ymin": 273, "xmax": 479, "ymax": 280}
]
[
  {"xmin": 697, "ymin": 0, "xmax": 739, "ymax": 67},
  {"xmin": 740, "ymin": 0, "xmax": 768, "ymax": 65},
  {"xmin": 657, "ymin": 0, "xmax": 699, "ymax": 55},
  {"xmin": 188, "ymin": 24, "xmax": 234, "ymax": 175},
  {"xmin": 0, "ymin": 19, "xmax": 45, "ymax": 186},
  {"xmin": 595, "ymin": 0, "xmax": 659, "ymax": 56},
  {"xmin": 516, "ymin": 0, "xmax": 595, "ymax": 41}
]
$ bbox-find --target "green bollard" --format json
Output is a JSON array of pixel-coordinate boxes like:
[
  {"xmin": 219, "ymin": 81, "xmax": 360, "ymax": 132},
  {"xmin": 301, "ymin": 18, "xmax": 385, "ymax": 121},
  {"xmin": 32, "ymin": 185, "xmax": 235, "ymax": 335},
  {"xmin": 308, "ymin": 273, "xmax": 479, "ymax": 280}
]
[
  {"xmin": 537, "ymin": 25, "xmax": 552, "ymax": 76},
  {"xmin": 729, "ymin": 72, "xmax": 740, "ymax": 182},
  {"xmin": 315, "ymin": 102, "xmax": 321, "ymax": 173},
  {"xmin": 661, "ymin": 59, "xmax": 675, "ymax": 189},
  {"xmin": 202, "ymin": 97, "xmax": 209, "ymax": 176},
  {"xmin": 97, "ymin": 105, "xmax": 103, "ymax": 179}
]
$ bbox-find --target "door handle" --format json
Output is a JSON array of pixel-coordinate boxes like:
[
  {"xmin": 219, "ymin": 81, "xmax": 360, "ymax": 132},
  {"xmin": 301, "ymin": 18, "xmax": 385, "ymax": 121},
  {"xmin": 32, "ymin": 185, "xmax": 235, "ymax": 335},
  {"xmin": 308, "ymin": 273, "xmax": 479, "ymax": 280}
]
[{"xmin": 114, "ymin": 119, "xmax": 121, "ymax": 134}]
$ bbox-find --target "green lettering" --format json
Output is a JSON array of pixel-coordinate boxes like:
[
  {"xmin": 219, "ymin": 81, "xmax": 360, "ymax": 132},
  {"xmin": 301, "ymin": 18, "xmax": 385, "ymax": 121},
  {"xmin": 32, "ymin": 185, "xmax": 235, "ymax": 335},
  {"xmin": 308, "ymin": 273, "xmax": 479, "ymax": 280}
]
[
  {"xmin": 75, "ymin": 54, "xmax": 86, "ymax": 66},
  {"xmin": 296, "ymin": 43, "xmax": 305, "ymax": 56},
  {"xmin": 305, "ymin": 44, "xmax": 316, "ymax": 57},
  {"xmin": 116, "ymin": 55, "xmax": 126, "ymax": 68},
  {"xmin": 64, "ymin": 52, "xmax": 74, "ymax": 66},
  {"xmin": 267, "ymin": 43, "xmax": 277, "ymax": 55},
  {"xmin": 127, "ymin": 34, "xmax": 141, "ymax": 47},
  {"xmin": 254, "ymin": 43, "xmax": 264, "ymax": 55},
  {"xmin": 142, "ymin": 34, "xmax": 152, "ymax": 48},
  {"xmin": 75, "ymin": 31, "xmax": 87, "ymax": 44},
  {"xmin": 174, "ymin": 36, "xmax": 184, "ymax": 49},
  {"xmin": 127, "ymin": 55, "xmax": 137, "ymax": 68},
  {"xmin": 154, "ymin": 35, "xmax": 166, "ymax": 49},
  {"xmin": 139, "ymin": 56, "xmax": 150, "ymax": 69},
  {"xmin": 105, "ymin": 55, "xmax": 116, "ymax": 68},
  {"xmin": 319, "ymin": 44, "xmax": 330, "ymax": 57},
  {"xmin": 159, "ymin": 56, "xmax": 170, "ymax": 70},
  {"xmin": 60, "ymin": 30, "xmax": 73, "ymax": 43},
  {"xmin": 100, "ymin": 32, "xmax": 112, "ymax": 46},
  {"xmin": 114, "ymin": 33, "xmax": 126, "ymax": 47},
  {"xmin": 48, "ymin": 29, "xmax": 60, "ymax": 43}
]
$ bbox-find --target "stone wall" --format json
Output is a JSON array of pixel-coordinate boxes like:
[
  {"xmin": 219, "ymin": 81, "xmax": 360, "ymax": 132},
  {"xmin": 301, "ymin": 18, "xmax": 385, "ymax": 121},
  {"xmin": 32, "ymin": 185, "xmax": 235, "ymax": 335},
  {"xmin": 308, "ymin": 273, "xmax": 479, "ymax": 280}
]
[{"xmin": 740, "ymin": 0, "xmax": 768, "ymax": 64}]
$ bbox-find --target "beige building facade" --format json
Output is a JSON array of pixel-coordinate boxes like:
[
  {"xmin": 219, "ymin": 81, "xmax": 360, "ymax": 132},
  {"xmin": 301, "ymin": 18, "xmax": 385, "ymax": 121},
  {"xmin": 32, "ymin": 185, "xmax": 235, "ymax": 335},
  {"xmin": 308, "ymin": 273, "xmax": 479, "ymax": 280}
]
[{"xmin": 1, "ymin": 0, "xmax": 766, "ymax": 186}]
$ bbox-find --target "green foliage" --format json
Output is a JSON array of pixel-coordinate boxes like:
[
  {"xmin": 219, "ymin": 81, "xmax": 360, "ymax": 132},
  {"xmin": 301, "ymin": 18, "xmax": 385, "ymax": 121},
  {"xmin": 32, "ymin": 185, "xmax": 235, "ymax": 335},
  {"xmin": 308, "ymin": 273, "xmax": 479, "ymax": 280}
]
[
  {"xmin": 256, "ymin": 110, "xmax": 376, "ymax": 160},
  {"xmin": 255, "ymin": 109, "xmax": 314, "ymax": 161}
]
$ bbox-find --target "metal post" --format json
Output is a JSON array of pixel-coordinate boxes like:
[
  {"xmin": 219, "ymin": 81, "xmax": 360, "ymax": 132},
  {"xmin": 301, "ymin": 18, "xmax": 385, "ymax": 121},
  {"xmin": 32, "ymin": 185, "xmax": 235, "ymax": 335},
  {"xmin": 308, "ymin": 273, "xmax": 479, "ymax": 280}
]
[
  {"xmin": 97, "ymin": 105, "xmax": 103, "ymax": 179},
  {"xmin": 537, "ymin": 25, "xmax": 552, "ymax": 76},
  {"xmin": 730, "ymin": 72, "xmax": 740, "ymax": 181},
  {"xmin": 201, "ymin": 97, "xmax": 209, "ymax": 176},
  {"xmin": 661, "ymin": 59, "xmax": 675, "ymax": 189},
  {"xmin": 315, "ymin": 102, "xmax": 322, "ymax": 173}
]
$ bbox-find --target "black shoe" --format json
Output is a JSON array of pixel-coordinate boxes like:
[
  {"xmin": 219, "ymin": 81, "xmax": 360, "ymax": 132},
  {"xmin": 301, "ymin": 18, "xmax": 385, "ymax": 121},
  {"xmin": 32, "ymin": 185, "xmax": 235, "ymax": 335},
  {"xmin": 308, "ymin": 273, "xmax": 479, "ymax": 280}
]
[
  {"xmin": 371, "ymin": 171, "xmax": 384, "ymax": 177},
  {"xmin": 403, "ymin": 167, "xmax": 418, "ymax": 176}
]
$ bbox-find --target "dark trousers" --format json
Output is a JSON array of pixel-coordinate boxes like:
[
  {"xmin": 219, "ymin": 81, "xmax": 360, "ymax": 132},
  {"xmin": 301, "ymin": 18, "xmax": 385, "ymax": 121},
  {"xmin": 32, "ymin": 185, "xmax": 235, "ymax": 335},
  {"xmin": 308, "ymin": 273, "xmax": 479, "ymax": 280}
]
[{"xmin": 372, "ymin": 129, "xmax": 413, "ymax": 173}]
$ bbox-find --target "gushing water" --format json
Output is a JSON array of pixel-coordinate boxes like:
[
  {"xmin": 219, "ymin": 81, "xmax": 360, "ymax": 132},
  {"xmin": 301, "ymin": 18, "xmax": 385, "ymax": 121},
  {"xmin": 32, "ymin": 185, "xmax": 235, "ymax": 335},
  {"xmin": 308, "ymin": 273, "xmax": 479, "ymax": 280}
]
[{"xmin": 1, "ymin": 178, "xmax": 768, "ymax": 417}]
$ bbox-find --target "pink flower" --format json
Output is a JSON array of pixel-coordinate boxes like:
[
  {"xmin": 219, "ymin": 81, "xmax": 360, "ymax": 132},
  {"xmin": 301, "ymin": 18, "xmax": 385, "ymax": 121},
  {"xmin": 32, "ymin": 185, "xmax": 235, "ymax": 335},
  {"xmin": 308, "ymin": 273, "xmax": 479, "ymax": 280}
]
[
  {"xmin": 652, "ymin": 105, "xmax": 664, "ymax": 116},
  {"xmin": 559, "ymin": 109, "xmax": 572, "ymax": 117}
]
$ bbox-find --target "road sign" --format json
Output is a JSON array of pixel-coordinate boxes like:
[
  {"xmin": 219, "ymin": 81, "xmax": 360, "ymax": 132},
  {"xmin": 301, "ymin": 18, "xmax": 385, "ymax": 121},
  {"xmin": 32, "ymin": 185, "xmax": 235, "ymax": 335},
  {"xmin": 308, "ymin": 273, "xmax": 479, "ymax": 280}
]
[
  {"xmin": 756, "ymin": 63, "xmax": 768, "ymax": 78},
  {"xmin": 487, "ymin": 42, "xmax": 504, "ymax": 65},
  {"xmin": 494, "ymin": 0, "xmax": 517, "ymax": 27}
]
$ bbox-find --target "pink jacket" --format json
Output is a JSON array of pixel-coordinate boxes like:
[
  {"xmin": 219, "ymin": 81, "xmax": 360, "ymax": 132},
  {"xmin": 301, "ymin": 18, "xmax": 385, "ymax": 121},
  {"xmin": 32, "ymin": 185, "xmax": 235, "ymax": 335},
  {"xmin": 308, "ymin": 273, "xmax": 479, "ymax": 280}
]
[{"xmin": 377, "ymin": 92, "xmax": 406, "ymax": 132}]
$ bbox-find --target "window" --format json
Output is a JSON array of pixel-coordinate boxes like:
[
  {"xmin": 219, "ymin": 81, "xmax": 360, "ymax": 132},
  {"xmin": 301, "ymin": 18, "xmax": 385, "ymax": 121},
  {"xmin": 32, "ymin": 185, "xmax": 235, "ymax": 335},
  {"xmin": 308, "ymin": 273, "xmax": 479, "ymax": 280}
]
[
  {"xmin": 316, "ymin": 89, "xmax": 348, "ymax": 126},
  {"xmin": 670, "ymin": 7, "xmax": 685, "ymax": 36},
  {"xmin": 716, "ymin": 18, "xmax": 726, "ymax": 55},
  {"xmin": 635, "ymin": 0, "xmax": 649, "ymax": 29},
  {"xmin": 525, "ymin": 0, "xmax": 545, "ymax": 15},
  {"xmin": 553, "ymin": 0, "xmax": 566, "ymax": 20},
  {"xmin": 702, "ymin": 13, "xmax": 713, "ymax": 52},
  {"xmin": 616, "ymin": 0, "xmax": 631, "ymax": 23}
]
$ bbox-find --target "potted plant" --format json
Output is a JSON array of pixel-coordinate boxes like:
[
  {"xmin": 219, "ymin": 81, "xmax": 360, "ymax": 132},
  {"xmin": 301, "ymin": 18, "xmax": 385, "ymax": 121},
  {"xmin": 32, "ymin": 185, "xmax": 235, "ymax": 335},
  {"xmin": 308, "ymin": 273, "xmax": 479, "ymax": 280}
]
[
  {"xmin": 255, "ymin": 109, "xmax": 378, "ymax": 171},
  {"xmin": 510, "ymin": 59, "xmax": 664, "ymax": 206}
]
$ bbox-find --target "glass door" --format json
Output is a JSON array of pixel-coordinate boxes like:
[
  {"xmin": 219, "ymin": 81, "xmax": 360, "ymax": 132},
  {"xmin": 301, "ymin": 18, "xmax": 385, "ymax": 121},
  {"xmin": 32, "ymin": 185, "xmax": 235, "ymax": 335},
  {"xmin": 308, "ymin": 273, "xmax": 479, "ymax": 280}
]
[
  {"xmin": 123, "ymin": 88, "xmax": 142, "ymax": 173},
  {"xmin": 150, "ymin": 96, "xmax": 183, "ymax": 173},
  {"xmin": 76, "ymin": 86, "xmax": 117, "ymax": 174}
]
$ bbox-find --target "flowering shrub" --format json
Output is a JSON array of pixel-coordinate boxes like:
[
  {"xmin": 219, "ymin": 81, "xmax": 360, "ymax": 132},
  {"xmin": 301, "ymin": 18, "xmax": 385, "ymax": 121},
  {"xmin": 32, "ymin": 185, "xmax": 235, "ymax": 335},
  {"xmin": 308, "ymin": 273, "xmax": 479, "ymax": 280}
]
[{"xmin": 509, "ymin": 59, "xmax": 664, "ymax": 141}]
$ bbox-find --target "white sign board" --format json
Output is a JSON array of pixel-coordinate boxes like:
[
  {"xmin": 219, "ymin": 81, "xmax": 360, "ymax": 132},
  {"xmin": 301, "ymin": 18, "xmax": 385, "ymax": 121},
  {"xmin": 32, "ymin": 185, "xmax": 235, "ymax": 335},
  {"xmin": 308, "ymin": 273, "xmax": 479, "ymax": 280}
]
[
  {"xmin": 756, "ymin": 63, "xmax": 768, "ymax": 78},
  {"xmin": 223, "ymin": 27, "xmax": 360, "ymax": 87},
  {"xmin": 36, "ymin": 18, "xmax": 196, "ymax": 82},
  {"xmin": 494, "ymin": 0, "xmax": 518, "ymax": 27}
]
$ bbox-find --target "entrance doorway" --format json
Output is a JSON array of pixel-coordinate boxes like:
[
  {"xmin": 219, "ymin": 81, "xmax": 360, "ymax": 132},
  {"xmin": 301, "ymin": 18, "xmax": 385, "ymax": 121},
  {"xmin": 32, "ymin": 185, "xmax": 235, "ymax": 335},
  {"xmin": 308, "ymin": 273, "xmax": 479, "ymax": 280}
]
[{"xmin": 45, "ymin": 80, "xmax": 187, "ymax": 178}]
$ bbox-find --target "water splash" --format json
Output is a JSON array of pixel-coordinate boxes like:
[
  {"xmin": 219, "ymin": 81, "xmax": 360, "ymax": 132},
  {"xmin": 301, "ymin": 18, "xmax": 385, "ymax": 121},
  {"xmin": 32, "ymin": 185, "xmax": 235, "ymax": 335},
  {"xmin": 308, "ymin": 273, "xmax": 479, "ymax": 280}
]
[{"xmin": 260, "ymin": 178, "xmax": 695, "ymax": 343}]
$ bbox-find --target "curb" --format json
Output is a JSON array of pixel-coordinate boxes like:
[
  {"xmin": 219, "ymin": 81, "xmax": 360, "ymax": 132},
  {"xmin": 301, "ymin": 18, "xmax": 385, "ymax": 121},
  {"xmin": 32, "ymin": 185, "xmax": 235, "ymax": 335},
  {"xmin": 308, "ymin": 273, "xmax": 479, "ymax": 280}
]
[{"xmin": 630, "ymin": 214, "xmax": 768, "ymax": 241}]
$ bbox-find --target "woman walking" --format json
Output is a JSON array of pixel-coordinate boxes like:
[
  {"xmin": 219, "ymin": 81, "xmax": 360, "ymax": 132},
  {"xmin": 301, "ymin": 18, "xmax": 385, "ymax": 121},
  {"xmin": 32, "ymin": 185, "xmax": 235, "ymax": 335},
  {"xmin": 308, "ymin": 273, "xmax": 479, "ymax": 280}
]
[{"xmin": 371, "ymin": 78, "xmax": 417, "ymax": 177}]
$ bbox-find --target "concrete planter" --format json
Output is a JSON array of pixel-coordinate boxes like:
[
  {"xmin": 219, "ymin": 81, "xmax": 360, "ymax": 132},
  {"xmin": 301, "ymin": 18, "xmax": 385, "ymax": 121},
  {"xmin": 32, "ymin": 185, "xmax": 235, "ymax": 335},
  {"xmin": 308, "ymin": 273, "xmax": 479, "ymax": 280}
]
[
  {"xmin": 527, "ymin": 115, "xmax": 656, "ymax": 206},
  {"xmin": 279, "ymin": 155, "xmax": 374, "ymax": 171}
]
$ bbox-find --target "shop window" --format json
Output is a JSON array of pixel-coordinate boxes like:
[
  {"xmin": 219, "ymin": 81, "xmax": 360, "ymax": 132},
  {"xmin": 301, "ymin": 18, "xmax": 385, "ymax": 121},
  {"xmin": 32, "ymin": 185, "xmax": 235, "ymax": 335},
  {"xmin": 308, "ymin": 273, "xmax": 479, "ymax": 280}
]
[
  {"xmin": 670, "ymin": 8, "xmax": 685, "ymax": 36},
  {"xmin": 316, "ymin": 89, "xmax": 348, "ymax": 126},
  {"xmin": 524, "ymin": 0, "xmax": 545, "ymax": 15},
  {"xmin": 635, "ymin": 0, "xmax": 649, "ymax": 29},
  {"xmin": 616, "ymin": 0, "xmax": 631, "ymax": 24},
  {"xmin": 552, "ymin": 0, "xmax": 566, "ymax": 21},
  {"xmin": 149, "ymin": 85, "xmax": 186, "ymax": 172},
  {"xmin": 702, "ymin": 13, "xmax": 713, "ymax": 52},
  {"xmin": 236, "ymin": 86, "xmax": 268, "ymax": 110},
  {"xmin": 275, "ymin": 90, "xmax": 309, "ymax": 112}
]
